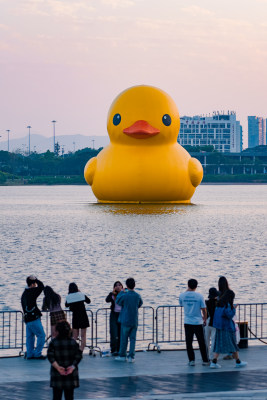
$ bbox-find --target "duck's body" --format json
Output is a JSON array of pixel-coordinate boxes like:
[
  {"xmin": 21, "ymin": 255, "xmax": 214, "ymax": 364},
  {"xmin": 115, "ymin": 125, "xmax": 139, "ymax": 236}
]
[{"xmin": 84, "ymin": 85, "xmax": 203, "ymax": 203}]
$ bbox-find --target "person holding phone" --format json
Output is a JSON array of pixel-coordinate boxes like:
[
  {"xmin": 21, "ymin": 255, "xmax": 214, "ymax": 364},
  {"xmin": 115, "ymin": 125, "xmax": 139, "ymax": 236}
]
[
  {"xmin": 21, "ymin": 275, "xmax": 46, "ymax": 360},
  {"xmin": 105, "ymin": 281, "xmax": 123, "ymax": 356}
]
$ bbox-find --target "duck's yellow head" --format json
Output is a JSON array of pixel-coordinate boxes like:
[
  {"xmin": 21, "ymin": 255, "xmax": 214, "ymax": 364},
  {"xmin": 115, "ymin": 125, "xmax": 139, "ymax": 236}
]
[{"xmin": 107, "ymin": 85, "xmax": 180, "ymax": 146}]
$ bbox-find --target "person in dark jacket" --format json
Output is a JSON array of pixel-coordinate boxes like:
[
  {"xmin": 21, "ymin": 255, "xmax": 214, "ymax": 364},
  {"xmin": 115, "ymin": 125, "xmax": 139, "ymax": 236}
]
[
  {"xmin": 105, "ymin": 281, "xmax": 123, "ymax": 355},
  {"xmin": 47, "ymin": 321, "xmax": 82, "ymax": 400},
  {"xmin": 65, "ymin": 282, "xmax": 91, "ymax": 352},
  {"xmin": 205, "ymin": 287, "xmax": 219, "ymax": 360},
  {"xmin": 21, "ymin": 275, "xmax": 46, "ymax": 360}
]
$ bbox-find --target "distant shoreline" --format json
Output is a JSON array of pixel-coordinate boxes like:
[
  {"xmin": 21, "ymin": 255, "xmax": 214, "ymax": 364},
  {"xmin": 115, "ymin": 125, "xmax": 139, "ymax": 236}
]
[{"xmin": 1, "ymin": 176, "xmax": 267, "ymax": 186}]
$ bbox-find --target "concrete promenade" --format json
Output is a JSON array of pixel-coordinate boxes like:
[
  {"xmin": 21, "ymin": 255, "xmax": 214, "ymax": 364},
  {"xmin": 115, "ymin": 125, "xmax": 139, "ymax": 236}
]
[{"xmin": 0, "ymin": 345, "xmax": 267, "ymax": 399}]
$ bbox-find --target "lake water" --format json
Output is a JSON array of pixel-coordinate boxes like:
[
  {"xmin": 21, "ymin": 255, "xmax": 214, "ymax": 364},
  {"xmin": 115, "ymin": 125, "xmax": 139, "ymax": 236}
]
[{"xmin": 0, "ymin": 184, "xmax": 266, "ymax": 311}]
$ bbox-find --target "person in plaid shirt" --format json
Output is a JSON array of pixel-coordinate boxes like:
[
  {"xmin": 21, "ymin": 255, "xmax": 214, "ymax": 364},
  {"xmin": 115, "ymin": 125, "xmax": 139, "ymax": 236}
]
[{"xmin": 47, "ymin": 321, "xmax": 83, "ymax": 400}]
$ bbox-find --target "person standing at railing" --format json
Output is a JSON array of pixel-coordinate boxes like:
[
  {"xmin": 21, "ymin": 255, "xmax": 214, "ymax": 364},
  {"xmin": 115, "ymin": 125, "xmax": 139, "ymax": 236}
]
[
  {"xmin": 179, "ymin": 279, "xmax": 209, "ymax": 366},
  {"xmin": 65, "ymin": 283, "xmax": 91, "ymax": 352},
  {"xmin": 42, "ymin": 286, "xmax": 66, "ymax": 339},
  {"xmin": 210, "ymin": 282, "xmax": 247, "ymax": 369},
  {"xmin": 115, "ymin": 277, "xmax": 143, "ymax": 363},
  {"xmin": 21, "ymin": 275, "xmax": 46, "ymax": 360},
  {"xmin": 205, "ymin": 287, "xmax": 219, "ymax": 360},
  {"xmin": 105, "ymin": 281, "xmax": 123, "ymax": 356}
]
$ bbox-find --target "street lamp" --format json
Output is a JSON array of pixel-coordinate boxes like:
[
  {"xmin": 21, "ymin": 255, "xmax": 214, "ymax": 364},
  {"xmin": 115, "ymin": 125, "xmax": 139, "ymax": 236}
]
[
  {"xmin": 6, "ymin": 130, "xmax": 10, "ymax": 152},
  {"xmin": 52, "ymin": 120, "xmax": 56, "ymax": 153},
  {"xmin": 27, "ymin": 126, "xmax": 31, "ymax": 155}
]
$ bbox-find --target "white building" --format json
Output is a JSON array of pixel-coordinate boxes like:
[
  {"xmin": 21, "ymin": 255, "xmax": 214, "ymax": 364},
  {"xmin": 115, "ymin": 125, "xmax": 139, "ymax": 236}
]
[{"xmin": 178, "ymin": 112, "xmax": 243, "ymax": 153}]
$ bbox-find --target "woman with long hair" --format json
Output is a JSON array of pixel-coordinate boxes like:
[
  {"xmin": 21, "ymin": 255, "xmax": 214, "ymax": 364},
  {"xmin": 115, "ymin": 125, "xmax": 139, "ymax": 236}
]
[
  {"xmin": 47, "ymin": 321, "xmax": 82, "ymax": 400},
  {"xmin": 65, "ymin": 283, "xmax": 90, "ymax": 352},
  {"xmin": 42, "ymin": 286, "xmax": 66, "ymax": 338},
  {"xmin": 210, "ymin": 277, "xmax": 247, "ymax": 369},
  {"xmin": 105, "ymin": 281, "xmax": 123, "ymax": 355},
  {"xmin": 218, "ymin": 276, "xmax": 229, "ymax": 296}
]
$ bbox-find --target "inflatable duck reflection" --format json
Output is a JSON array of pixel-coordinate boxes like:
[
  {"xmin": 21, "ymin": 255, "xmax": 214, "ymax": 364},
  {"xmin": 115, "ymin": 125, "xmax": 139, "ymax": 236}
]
[{"xmin": 84, "ymin": 85, "xmax": 203, "ymax": 203}]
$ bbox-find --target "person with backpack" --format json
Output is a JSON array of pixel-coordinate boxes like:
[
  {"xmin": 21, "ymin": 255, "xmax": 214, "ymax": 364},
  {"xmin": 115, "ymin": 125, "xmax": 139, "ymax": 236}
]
[{"xmin": 21, "ymin": 275, "xmax": 46, "ymax": 360}]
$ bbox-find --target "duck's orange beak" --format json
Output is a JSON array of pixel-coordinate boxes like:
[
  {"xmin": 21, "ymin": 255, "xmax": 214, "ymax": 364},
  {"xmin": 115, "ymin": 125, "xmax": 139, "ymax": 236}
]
[{"xmin": 123, "ymin": 120, "xmax": 160, "ymax": 139}]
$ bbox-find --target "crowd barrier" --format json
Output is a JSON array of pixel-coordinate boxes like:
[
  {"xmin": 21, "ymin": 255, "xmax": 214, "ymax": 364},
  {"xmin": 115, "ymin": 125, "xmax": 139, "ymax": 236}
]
[
  {"xmin": 1, "ymin": 303, "xmax": 267, "ymax": 357},
  {"xmin": 95, "ymin": 306, "xmax": 154, "ymax": 354}
]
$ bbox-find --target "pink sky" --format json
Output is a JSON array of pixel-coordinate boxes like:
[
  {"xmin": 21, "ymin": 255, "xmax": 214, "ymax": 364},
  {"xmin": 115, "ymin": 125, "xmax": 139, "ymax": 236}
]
[{"xmin": 1, "ymin": 0, "xmax": 267, "ymax": 148}]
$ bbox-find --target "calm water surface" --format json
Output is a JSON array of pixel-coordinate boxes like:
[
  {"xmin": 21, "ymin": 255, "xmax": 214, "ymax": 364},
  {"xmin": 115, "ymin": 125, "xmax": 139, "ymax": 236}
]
[{"xmin": 0, "ymin": 185, "xmax": 266, "ymax": 311}]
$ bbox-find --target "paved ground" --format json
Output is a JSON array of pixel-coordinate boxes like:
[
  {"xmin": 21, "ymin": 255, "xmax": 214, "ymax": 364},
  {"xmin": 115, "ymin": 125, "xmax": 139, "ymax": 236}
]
[{"xmin": 0, "ymin": 345, "xmax": 267, "ymax": 399}]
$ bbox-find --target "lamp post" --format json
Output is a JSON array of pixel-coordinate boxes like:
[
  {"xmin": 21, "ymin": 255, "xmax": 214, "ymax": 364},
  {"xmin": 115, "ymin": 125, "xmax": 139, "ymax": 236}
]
[
  {"xmin": 52, "ymin": 120, "xmax": 56, "ymax": 153},
  {"xmin": 92, "ymin": 139, "xmax": 95, "ymax": 150},
  {"xmin": 27, "ymin": 126, "xmax": 31, "ymax": 155},
  {"xmin": 6, "ymin": 130, "xmax": 10, "ymax": 152},
  {"xmin": 73, "ymin": 141, "xmax": 75, "ymax": 153}
]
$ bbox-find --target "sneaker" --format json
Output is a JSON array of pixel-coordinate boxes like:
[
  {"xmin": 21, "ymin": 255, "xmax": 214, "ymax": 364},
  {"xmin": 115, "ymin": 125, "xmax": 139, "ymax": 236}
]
[
  {"xmin": 188, "ymin": 361, "xmax": 195, "ymax": 366},
  {"xmin": 202, "ymin": 361, "xmax": 210, "ymax": 366},
  {"xmin": 115, "ymin": 356, "xmax": 126, "ymax": 362},
  {"xmin": 111, "ymin": 352, "xmax": 119, "ymax": 357},
  {"xmin": 210, "ymin": 361, "xmax": 221, "ymax": 369},
  {"xmin": 127, "ymin": 357, "xmax": 135, "ymax": 363},
  {"xmin": 235, "ymin": 361, "xmax": 247, "ymax": 368},
  {"xmin": 34, "ymin": 355, "xmax": 47, "ymax": 360}
]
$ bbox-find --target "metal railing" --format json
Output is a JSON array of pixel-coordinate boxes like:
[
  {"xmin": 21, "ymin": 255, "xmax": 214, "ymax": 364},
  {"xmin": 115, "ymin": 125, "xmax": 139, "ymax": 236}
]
[
  {"xmin": 155, "ymin": 303, "xmax": 267, "ymax": 351},
  {"xmin": 155, "ymin": 305, "xmax": 185, "ymax": 350},
  {"xmin": 0, "ymin": 311, "xmax": 24, "ymax": 356},
  {"xmin": 236, "ymin": 303, "xmax": 267, "ymax": 342},
  {"xmin": 1, "ymin": 303, "xmax": 267, "ymax": 357},
  {"xmin": 42, "ymin": 310, "xmax": 94, "ymax": 351},
  {"xmin": 95, "ymin": 306, "xmax": 154, "ymax": 354}
]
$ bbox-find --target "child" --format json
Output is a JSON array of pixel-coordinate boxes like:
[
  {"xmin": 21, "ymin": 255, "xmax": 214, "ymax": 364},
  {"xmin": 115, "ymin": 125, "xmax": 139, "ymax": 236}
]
[{"xmin": 115, "ymin": 278, "xmax": 143, "ymax": 363}]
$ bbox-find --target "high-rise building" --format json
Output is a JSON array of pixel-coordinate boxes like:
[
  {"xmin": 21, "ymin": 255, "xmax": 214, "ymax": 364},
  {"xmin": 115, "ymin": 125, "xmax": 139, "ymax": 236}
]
[
  {"xmin": 178, "ymin": 112, "xmax": 242, "ymax": 153},
  {"xmin": 259, "ymin": 118, "xmax": 266, "ymax": 145},
  {"xmin": 248, "ymin": 116, "xmax": 266, "ymax": 148}
]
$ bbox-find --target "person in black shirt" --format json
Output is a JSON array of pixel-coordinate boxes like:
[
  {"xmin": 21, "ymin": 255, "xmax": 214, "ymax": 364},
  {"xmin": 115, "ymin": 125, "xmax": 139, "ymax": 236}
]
[
  {"xmin": 106, "ymin": 281, "xmax": 123, "ymax": 355},
  {"xmin": 65, "ymin": 282, "xmax": 91, "ymax": 352},
  {"xmin": 205, "ymin": 287, "xmax": 219, "ymax": 360},
  {"xmin": 21, "ymin": 275, "xmax": 46, "ymax": 359}
]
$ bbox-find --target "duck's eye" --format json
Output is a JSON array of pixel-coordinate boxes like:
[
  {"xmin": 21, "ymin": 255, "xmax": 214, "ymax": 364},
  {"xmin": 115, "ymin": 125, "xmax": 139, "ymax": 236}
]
[
  {"xmin": 113, "ymin": 113, "xmax": 121, "ymax": 126},
  {"xmin": 162, "ymin": 114, "xmax": 171, "ymax": 126}
]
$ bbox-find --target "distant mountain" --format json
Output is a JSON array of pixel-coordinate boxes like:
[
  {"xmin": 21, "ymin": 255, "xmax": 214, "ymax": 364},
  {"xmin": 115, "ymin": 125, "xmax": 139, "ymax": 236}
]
[{"xmin": 0, "ymin": 134, "xmax": 110, "ymax": 154}]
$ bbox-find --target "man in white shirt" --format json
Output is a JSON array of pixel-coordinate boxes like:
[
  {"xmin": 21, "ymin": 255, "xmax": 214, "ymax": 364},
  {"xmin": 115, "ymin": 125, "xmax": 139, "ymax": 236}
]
[{"xmin": 179, "ymin": 279, "xmax": 209, "ymax": 366}]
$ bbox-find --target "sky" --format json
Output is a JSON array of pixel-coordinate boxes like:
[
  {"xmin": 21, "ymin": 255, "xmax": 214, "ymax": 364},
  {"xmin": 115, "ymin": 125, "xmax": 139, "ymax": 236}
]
[{"xmin": 1, "ymin": 0, "xmax": 267, "ymax": 148}]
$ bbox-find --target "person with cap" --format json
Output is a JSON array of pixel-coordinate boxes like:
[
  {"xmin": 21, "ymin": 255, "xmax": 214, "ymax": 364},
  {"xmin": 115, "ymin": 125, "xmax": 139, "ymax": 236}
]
[
  {"xmin": 205, "ymin": 287, "xmax": 219, "ymax": 360},
  {"xmin": 21, "ymin": 275, "xmax": 46, "ymax": 359},
  {"xmin": 179, "ymin": 279, "xmax": 209, "ymax": 366}
]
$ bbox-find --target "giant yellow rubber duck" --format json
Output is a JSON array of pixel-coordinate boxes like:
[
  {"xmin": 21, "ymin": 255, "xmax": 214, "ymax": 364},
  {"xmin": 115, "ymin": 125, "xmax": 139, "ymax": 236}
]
[{"xmin": 84, "ymin": 85, "xmax": 203, "ymax": 203}]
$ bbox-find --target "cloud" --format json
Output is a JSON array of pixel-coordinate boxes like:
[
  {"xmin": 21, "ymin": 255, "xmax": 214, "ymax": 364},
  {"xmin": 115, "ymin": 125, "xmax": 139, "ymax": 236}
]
[
  {"xmin": 181, "ymin": 5, "xmax": 214, "ymax": 17},
  {"xmin": 13, "ymin": 0, "xmax": 95, "ymax": 18},
  {"xmin": 101, "ymin": 0, "xmax": 135, "ymax": 8},
  {"xmin": 0, "ymin": 24, "xmax": 9, "ymax": 30}
]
